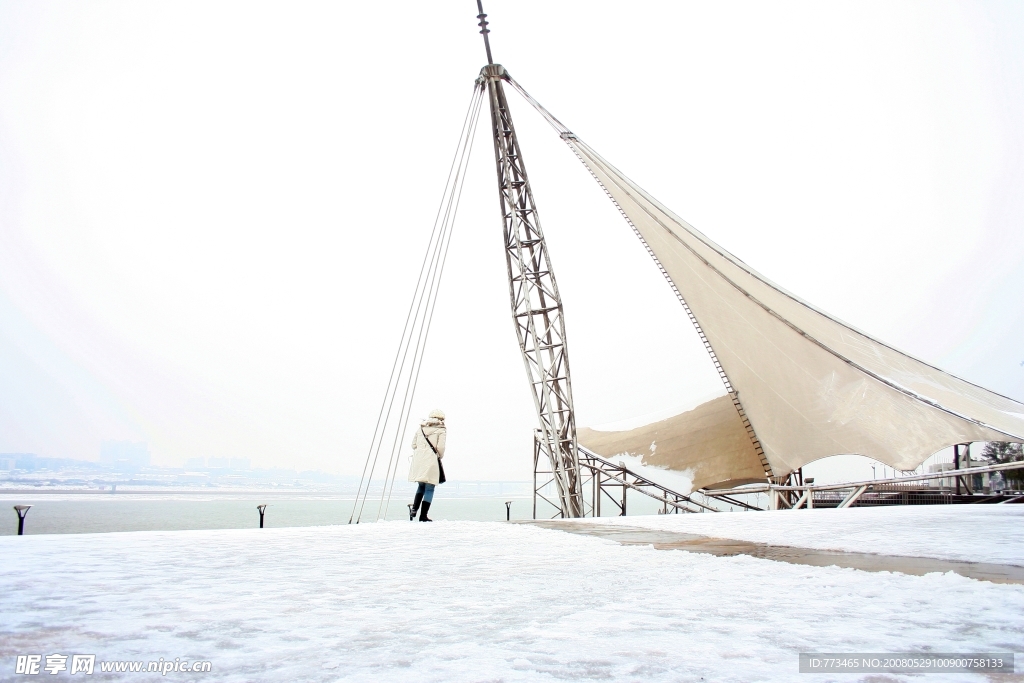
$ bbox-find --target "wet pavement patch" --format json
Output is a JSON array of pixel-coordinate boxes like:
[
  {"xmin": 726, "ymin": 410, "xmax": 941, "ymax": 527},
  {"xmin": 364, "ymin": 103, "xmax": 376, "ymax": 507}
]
[{"xmin": 520, "ymin": 520, "xmax": 1024, "ymax": 584}]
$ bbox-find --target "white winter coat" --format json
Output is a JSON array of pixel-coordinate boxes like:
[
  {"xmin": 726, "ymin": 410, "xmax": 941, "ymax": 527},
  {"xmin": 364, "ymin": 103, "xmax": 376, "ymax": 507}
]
[{"xmin": 407, "ymin": 418, "xmax": 446, "ymax": 485}]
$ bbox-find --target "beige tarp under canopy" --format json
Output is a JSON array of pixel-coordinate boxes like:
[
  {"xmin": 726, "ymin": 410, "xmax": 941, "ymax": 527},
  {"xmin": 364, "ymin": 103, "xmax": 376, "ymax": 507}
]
[
  {"xmin": 505, "ymin": 76, "xmax": 1024, "ymax": 488},
  {"xmin": 577, "ymin": 395, "xmax": 768, "ymax": 491}
]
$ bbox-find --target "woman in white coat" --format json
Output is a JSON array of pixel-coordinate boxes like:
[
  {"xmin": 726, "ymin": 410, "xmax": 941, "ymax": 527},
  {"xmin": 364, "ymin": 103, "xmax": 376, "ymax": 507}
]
[{"xmin": 408, "ymin": 409, "xmax": 446, "ymax": 522}]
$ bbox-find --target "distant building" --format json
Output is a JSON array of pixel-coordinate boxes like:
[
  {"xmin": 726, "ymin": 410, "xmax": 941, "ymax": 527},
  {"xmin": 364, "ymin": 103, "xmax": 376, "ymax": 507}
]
[
  {"xmin": 929, "ymin": 459, "xmax": 993, "ymax": 491},
  {"xmin": 184, "ymin": 457, "xmax": 206, "ymax": 469},
  {"xmin": 230, "ymin": 457, "xmax": 251, "ymax": 471},
  {"xmin": 2, "ymin": 453, "xmax": 106, "ymax": 472},
  {"xmin": 199, "ymin": 456, "xmax": 250, "ymax": 471},
  {"xmin": 100, "ymin": 441, "xmax": 150, "ymax": 468},
  {"xmin": 1, "ymin": 453, "xmax": 38, "ymax": 471}
]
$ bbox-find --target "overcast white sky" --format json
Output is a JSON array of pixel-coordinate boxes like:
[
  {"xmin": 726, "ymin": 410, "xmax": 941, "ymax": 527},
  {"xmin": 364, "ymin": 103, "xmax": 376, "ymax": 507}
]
[{"xmin": 1, "ymin": 1, "xmax": 1022, "ymax": 480}]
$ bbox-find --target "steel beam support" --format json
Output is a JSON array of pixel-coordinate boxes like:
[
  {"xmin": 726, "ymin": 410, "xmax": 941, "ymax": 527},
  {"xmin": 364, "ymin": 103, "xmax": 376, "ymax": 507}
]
[
  {"xmin": 954, "ymin": 443, "xmax": 973, "ymax": 495},
  {"xmin": 837, "ymin": 485, "xmax": 868, "ymax": 508},
  {"xmin": 706, "ymin": 492, "xmax": 763, "ymax": 512},
  {"xmin": 534, "ymin": 443, "xmax": 709, "ymax": 516},
  {"xmin": 773, "ymin": 460, "xmax": 1021, "ymax": 492},
  {"xmin": 484, "ymin": 64, "xmax": 583, "ymax": 518}
]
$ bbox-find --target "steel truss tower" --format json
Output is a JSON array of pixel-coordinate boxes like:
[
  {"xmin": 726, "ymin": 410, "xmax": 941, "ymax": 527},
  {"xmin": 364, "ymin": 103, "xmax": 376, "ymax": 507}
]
[{"xmin": 480, "ymin": 60, "xmax": 584, "ymax": 518}]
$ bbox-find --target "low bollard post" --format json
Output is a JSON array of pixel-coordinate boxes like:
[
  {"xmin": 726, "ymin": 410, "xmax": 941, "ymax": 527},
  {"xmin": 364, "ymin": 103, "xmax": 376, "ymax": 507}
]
[
  {"xmin": 257, "ymin": 505, "xmax": 267, "ymax": 528},
  {"xmin": 505, "ymin": 501, "xmax": 512, "ymax": 521},
  {"xmin": 14, "ymin": 505, "xmax": 32, "ymax": 535}
]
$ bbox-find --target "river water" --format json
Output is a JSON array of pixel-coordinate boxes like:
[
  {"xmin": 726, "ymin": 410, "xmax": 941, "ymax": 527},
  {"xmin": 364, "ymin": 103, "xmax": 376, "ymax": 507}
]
[{"xmin": 0, "ymin": 492, "xmax": 670, "ymax": 535}]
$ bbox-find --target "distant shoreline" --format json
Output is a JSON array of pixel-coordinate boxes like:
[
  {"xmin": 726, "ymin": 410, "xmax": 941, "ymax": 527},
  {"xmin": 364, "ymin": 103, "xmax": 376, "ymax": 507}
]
[
  {"xmin": 0, "ymin": 488, "xmax": 534, "ymax": 497},
  {"xmin": 1, "ymin": 489, "xmax": 354, "ymax": 496}
]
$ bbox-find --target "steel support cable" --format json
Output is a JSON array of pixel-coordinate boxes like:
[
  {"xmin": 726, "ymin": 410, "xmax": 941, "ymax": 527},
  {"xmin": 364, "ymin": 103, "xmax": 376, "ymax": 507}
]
[
  {"xmin": 350, "ymin": 97, "xmax": 476, "ymax": 526},
  {"xmin": 353, "ymin": 84, "xmax": 485, "ymax": 522},
  {"xmin": 356, "ymin": 193, "xmax": 450, "ymax": 523},
  {"xmin": 377, "ymin": 88, "xmax": 486, "ymax": 519},
  {"xmin": 349, "ymin": 84, "xmax": 485, "ymax": 523},
  {"xmin": 372, "ymin": 142, "xmax": 464, "ymax": 521},
  {"xmin": 349, "ymin": 90, "xmax": 481, "ymax": 525},
  {"xmin": 376, "ymin": 85, "xmax": 485, "ymax": 519},
  {"xmin": 374, "ymin": 85, "xmax": 485, "ymax": 519},
  {"xmin": 355, "ymin": 88, "xmax": 481, "ymax": 524}
]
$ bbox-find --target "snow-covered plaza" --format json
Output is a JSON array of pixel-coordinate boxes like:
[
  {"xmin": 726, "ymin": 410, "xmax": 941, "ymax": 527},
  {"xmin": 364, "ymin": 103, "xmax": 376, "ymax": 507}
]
[{"xmin": 2, "ymin": 506, "xmax": 1022, "ymax": 682}]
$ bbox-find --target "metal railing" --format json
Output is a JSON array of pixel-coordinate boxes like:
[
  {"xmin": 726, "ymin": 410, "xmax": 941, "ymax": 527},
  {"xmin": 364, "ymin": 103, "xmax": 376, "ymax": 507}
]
[
  {"xmin": 534, "ymin": 442, "xmax": 1024, "ymax": 516},
  {"xmin": 532, "ymin": 440, "xmax": 716, "ymax": 518}
]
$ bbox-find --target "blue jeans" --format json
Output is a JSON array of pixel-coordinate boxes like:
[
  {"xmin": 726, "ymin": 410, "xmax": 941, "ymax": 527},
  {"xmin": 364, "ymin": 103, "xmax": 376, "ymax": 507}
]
[{"xmin": 416, "ymin": 482, "xmax": 435, "ymax": 503}]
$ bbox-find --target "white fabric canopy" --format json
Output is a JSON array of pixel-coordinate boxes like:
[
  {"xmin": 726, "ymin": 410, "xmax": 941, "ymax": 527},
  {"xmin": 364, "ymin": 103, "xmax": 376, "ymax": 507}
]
[
  {"xmin": 565, "ymin": 135, "xmax": 1024, "ymax": 480},
  {"xmin": 505, "ymin": 73, "xmax": 1024, "ymax": 485},
  {"xmin": 503, "ymin": 76, "xmax": 1024, "ymax": 485}
]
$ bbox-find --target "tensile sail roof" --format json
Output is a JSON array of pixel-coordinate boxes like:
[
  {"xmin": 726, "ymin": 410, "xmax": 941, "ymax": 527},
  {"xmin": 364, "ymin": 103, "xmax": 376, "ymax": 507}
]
[{"xmin": 507, "ymin": 75, "xmax": 1024, "ymax": 489}]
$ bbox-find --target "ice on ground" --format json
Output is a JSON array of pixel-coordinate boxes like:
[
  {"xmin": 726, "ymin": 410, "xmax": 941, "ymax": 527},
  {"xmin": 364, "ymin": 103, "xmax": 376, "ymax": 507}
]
[
  {"xmin": 581, "ymin": 505, "xmax": 1024, "ymax": 566},
  {"xmin": 2, "ymin": 517, "xmax": 1022, "ymax": 682}
]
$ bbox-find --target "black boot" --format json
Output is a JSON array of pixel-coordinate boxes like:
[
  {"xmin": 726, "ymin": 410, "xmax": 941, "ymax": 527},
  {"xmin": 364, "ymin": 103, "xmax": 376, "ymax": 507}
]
[
  {"xmin": 409, "ymin": 490, "xmax": 424, "ymax": 521},
  {"xmin": 419, "ymin": 500, "xmax": 433, "ymax": 522}
]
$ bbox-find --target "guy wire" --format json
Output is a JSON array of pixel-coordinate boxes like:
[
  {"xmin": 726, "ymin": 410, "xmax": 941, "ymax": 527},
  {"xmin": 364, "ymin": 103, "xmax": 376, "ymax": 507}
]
[
  {"xmin": 377, "ymin": 86, "xmax": 485, "ymax": 520},
  {"xmin": 349, "ymin": 83, "xmax": 484, "ymax": 523},
  {"xmin": 352, "ymin": 82, "xmax": 485, "ymax": 523}
]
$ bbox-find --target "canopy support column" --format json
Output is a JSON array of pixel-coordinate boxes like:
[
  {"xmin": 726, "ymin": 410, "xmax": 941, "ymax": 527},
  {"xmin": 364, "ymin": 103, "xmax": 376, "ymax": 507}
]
[{"xmin": 485, "ymin": 64, "xmax": 583, "ymax": 518}]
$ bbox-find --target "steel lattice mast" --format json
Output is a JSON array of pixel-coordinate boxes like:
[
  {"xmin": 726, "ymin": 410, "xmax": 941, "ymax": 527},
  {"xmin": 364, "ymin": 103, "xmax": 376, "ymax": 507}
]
[{"xmin": 476, "ymin": 4, "xmax": 584, "ymax": 517}]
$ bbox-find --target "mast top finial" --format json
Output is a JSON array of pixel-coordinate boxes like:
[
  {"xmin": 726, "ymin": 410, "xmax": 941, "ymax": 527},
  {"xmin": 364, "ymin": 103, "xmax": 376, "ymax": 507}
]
[{"xmin": 476, "ymin": 0, "xmax": 494, "ymax": 65}]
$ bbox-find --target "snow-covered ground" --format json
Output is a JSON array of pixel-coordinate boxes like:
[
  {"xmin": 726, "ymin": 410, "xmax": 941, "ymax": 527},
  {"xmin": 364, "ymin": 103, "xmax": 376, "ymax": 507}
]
[
  {"xmin": 2, "ymin": 514, "xmax": 1022, "ymax": 682},
  {"xmin": 580, "ymin": 505, "xmax": 1024, "ymax": 566}
]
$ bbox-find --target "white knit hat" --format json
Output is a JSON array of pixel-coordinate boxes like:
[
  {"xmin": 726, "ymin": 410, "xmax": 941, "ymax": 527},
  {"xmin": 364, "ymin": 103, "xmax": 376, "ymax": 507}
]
[{"xmin": 428, "ymin": 409, "xmax": 445, "ymax": 420}]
